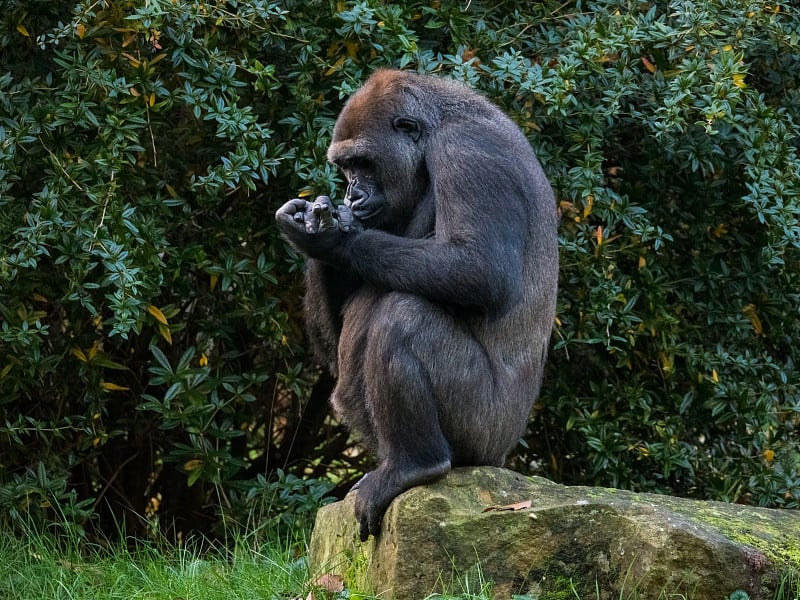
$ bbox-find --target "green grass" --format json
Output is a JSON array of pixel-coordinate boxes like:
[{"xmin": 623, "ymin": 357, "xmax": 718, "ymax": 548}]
[
  {"xmin": 0, "ymin": 525, "xmax": 797, "ymax": 600},
  {"xmin": 0, "ymin": 526, "xmax": 309, "ymax": 600}
]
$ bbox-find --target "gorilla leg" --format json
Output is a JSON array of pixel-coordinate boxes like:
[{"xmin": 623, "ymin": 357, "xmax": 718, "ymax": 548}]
[
  {"xmin": 339, "ymin": 293, "xmax": 496, "ymax": 540},
  {"xmin": 354, "ymin": 320, "xmax": 453, "ymax": 540}
]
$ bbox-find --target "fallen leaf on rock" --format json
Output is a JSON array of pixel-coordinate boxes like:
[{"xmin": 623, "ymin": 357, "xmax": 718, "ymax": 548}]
[{"xmin": 482, "ymin": 499, "xmax": 532, "ymax": 513}]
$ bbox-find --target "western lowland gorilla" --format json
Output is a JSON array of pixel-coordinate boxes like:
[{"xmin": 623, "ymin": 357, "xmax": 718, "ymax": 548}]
[{"xmin": 275, "ymin": 69, "xmax": 559, "ymax": 541}]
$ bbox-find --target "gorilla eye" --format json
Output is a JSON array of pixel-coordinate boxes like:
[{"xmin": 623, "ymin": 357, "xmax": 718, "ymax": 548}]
[{"xmin": 392, "ymin": 117, "xmax": 421, "ymax": 141}]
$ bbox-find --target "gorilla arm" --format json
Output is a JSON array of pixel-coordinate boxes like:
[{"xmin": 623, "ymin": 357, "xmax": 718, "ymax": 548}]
[
  {"xmin": 276, "ymin": 153, "xmax": 529, "ymax": 315},
  {"xmin": 276, "ymin": 197, "xmax": 363, "ymax": 375}
]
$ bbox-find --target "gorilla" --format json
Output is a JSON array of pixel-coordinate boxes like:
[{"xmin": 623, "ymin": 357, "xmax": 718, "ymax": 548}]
[{"xmin": 275, "ymin": 69, "xmax": 558, "ymax": 542}]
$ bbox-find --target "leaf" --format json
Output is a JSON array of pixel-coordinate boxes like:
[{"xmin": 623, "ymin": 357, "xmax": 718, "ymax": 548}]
[
  {"xmin": 164, "ymin": 382, "xmax": 182, "ymax": 403},
  {"xmin": 100, "ymin": 381, "xmax": 130, "ymax": 392},
  {"xmin": 122, "ymin": 52, "xmax": 141, "ymax": 68},
  {"xmin": 595, "ymin": 225, "xmax": 604, "ymax": 246},
  {"xmin": 482, "ymin": 499, "xmax": 532, "ymax": 513},
  {"xmin": 17, "ymin": 24, "xmax": 30, "ymax": 37},
  {"xmin": 342, "ymin": 40, "xmax": 360, "ymax": 58},
  {"xmin": 71, "ymin": 347, "xmax": 88, "ymax": 362},
  {"xmin": 582, "ymin": 194, "xmax": 594, "ymax": 219},
  {"xmin": 147, "ymin": 304, "xmax": 169, "ymax": 325},
  {"xmin": 76, "ymin": 23, "xmax": 86, "ymax": 39},
  {"xmin": 158, "ymin": 322, "xmax": 173, "ymax": 345},
  {"xmin": 324, "ymin": 56, "xmax": 346, "ymax": 77},
  {"xmin": 92, "ymin": 356, "xmax": 129, "ymax": 371},
  {"xmin": 742, "ymin": 304, "xmax": 763, "ymax": 335},
  {"xmin": 641, "ymin": 56, "xmax": 656, "ymax": 73},
  {"xmin": 187, "ymin": 467, "xmax": 203, "ymax": 487},
  {"xmin": 658, "ymin": 352, "xmax": 674, "ymax": 374},
  {"xmin": 314, "ymin": 574, "xmax": 344, "ymax": 593},
  {"xmin": 150, "ymin": 345, "xmax": 172, "ymax": 372},
  {"xmin": 87, "ymin": 341, "xmax": 100, "ymax": 361},
  {"xmin": 183, "ymin": 459, "xmax": 204, "ymax": 471}
]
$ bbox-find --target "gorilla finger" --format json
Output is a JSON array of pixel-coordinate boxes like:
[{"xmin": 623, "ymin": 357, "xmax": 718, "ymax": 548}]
[
  {"xmin": 312, "ymin": 195, "xmax": 334, "ymax": 213},
  {"xmin": 313, "ymin": 202, "xmax": 339, "ymax": 232},
  {"xmin": 336, "ymin": 204, "xmax": 355, "ymax": 233},
  {"xmin": 275, "ymin": 198, "xmax": 308, "ymax": 221},
  {"xmin": 305, "ymin": 209, "xmax": 321, "ymax": 234}
]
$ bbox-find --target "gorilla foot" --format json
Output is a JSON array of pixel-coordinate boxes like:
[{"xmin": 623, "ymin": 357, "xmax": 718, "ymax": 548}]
[{"xmin": 353, "ymin": 460, "xmax": 451, "ymax": 542}]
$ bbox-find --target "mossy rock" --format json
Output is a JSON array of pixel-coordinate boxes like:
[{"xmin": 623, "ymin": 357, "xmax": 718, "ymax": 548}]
[{"xmin": 308, "ymin": 467, "xmax": 800, "ymax": 599}]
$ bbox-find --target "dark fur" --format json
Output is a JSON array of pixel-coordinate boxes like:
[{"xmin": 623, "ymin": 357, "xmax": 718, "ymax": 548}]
[{"xmin": 275, "ymin": 70, "xmax": 559, "ymax": 541}]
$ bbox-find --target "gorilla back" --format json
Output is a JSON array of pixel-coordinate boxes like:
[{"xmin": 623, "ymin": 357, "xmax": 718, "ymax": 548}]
[{"xmin": 275, "ymin": 69, "xmax": 558, "ymax": 541}]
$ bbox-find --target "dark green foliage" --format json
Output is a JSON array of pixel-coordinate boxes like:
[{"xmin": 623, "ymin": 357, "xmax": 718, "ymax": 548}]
[{"xmin": 0, "ymin": 0, "xmax": 798, "ymax": 539}]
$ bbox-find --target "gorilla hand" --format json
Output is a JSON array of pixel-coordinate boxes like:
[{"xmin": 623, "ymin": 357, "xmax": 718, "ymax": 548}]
[
  {"xmin": 310, "ymin": 196, "xmax": 339, "ymax": 233},
  {"xmin": 312, "ymin": 196, "xmax": 362, "ymax": 234},
  {"xmin": 275, "ymin": 196, "xmax": 359, "ymax": 258}
]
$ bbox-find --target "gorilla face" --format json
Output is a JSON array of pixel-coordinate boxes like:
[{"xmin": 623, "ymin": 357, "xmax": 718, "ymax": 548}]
[
  {"xmin": 340, "ymin": 162, "xmax": 386, "ymax": 227},
  {"xmin": 328, "ymin": 88, "xmax": 429, "ymax": 232}
]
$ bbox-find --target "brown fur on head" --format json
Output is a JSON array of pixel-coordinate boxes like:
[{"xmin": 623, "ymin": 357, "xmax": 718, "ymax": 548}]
[{"xmin": 327, "ymin": 70, "xmax": 431, "ymax": 224}]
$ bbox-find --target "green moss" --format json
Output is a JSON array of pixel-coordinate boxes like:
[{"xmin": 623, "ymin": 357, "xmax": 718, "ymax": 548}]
[
  {"xmin": 677, "ymin": 506, "xmax": 800, "ymax": 568},
  {"xmin": 343, "ymin": 536, "xmax": 375, "ymax": 593},
  {"xmin": 540, "ymin": 576, "xmax": 576, "ymax": 600}
]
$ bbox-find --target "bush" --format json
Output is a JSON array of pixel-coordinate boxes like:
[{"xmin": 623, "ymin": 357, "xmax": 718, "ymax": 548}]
[
  {"xmin": 1, "ymin": 0, "xmax": 798, "ymax": 539},
  {"xmin": 503, "ymin": 0, "xmax": 800, "ymax": 507}
]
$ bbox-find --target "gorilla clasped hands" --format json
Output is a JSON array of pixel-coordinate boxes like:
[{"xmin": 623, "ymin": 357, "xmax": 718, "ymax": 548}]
[{"xmin": 275, "ymin": 69, "xmax": 559, "ymax": 542}]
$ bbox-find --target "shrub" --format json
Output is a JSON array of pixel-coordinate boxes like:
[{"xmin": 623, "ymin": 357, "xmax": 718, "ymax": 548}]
[{"xmin": 0, "ymin": 0, "xmax": 797, "ymax": 539}]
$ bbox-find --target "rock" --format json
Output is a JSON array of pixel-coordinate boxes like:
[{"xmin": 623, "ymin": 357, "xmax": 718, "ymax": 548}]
[{"xmin": 308, "ymin": 467, "xmax": 800, "ymax": 599}]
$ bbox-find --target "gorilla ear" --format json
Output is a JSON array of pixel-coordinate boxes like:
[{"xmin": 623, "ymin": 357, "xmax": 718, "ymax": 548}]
[{"xmin": 392, "ymin": 117, "xmax": 421, "ymax": 142}]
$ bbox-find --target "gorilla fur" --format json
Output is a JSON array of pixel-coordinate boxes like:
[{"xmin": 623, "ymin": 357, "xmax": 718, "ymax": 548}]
[{"xmin": 275, "ymin": 69, "xmax": 559, "ymax": 541}]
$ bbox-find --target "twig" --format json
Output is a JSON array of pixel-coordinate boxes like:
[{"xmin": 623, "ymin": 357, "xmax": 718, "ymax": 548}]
[
  {"xmin": 38, "ymin": 137, "xmax": 85, "ymax": 192},
  {"xmin": 91, "ymin": 451, "xmax": 140, "ymax": 513}
]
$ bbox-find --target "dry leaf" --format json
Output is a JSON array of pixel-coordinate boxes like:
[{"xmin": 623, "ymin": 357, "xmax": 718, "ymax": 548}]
[
  {"xmin": 314, "ymin": 574, "xmax": 345, "ymax": 592},
  {"xmin": 99, "ymin": 381, "xmax": 129, "ymax": 392},
  {"xmin": 306, "ymin": 574, "xmax": 345, "ymax": 600},
  {"xmin": 482, "ymin": 499, "xmax": 533, "ymax": 513},
  {"xmin": 147, "ymin": 304, "xmax": 169, "ymax": 325}
]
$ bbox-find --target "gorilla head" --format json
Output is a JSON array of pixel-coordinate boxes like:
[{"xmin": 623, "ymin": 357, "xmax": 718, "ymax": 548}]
[{"xmin": 327, "ymin": 71, "xmax": 437, "ymax": 230}]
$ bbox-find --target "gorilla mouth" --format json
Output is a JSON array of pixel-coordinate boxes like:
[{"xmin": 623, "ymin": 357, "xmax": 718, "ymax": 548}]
[{"xmin": 353, "ymin": 205, "xmax": 384, "ymax": 225}]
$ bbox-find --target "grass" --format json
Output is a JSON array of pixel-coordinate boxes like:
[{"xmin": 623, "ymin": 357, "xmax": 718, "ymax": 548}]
[
  {"xmin": 0, "ymin": 525, "xmax": 797, "ymax": 600},
  {"xmin": 0, "ymin": 525, "xmax": 309, "ymax": 600}
]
